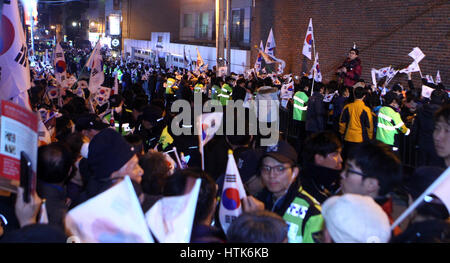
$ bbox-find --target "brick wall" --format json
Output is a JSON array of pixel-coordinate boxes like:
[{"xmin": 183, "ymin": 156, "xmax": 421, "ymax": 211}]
[
  {"xmin": 122, "ymin": 0, "xmax": 180, "ymax": 42},
  {"xmin": 251, "ymin": 0, "xmax": 450, "ymax": 87}
]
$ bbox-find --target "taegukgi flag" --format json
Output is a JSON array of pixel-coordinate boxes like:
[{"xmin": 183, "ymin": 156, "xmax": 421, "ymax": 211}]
[
  {"xmin": 54, "ymin": 42, "xmax": 67, "ymax": 87},
  {"xmin": 302, "ymin": 18, "xmax": 314, "ymax": 60},
  {"xmin": 219, "ymin": 150, "xmax": 247, "ymax": 234},
  {"xmin": 0, "ymin": 0, "xmax": 31, "ymax": 103},
  {"xmin": 254, "ymin": 40, "xmax": 264, "ymax": 71},
  {"xmin": 87, "ymin": 41, "xmax": 104, "ymax": 94},
  {"xmin": 265, "ymin": 28, "xmax": 276, "ymax": 56}
]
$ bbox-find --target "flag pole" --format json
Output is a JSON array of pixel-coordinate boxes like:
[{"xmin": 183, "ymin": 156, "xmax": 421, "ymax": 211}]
[
  {"xmin": 172, "ymin": 147, "xmax": 183, "ymax": 169},
  {"xmin": 391, "ymin": 167, "xmax": 450, "ymax": 230}
]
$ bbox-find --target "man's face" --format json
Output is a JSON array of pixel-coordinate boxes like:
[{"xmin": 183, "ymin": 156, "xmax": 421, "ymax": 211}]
[
  {"xmin": 348, "ymin": 51, "xmax": 358, "ymax": 60},
  {"xmin": 433, "ymin": 117, "xmax": 450, "ymax": 160},
  {"xmin": 260, "ymin": 157, "xmax": 296, "ymax": 198},
  {"xmin": 340, "ymin": 159, "xmax": 371, "ymax": 195},
  {"xmin": 315, "ymin": 148, "xmax": 343, "ymax": 170}
]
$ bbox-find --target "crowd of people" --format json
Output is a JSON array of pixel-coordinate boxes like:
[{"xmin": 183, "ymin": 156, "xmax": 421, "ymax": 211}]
[{"xmin": 0, "ymin": 43, "xmax": 449, "ymax": 243}]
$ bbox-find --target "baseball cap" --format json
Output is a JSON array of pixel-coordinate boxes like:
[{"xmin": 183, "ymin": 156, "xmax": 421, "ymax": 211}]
[
  {"xmin": 263, "ymin": 140, "xmax": 298, "ymax": 166},
  {"xmin": 75, "ymin": 114, "xmax": 109, "ymax": 132}
]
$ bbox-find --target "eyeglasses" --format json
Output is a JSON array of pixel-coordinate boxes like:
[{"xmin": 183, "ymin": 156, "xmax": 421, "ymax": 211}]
[
  {"xmin": 342, "ymin": 167, "xmax": 366, "ymax": 178},
  {"xmin": 260, "ymin": 165, "xmax": 292, "ymax": 176}
]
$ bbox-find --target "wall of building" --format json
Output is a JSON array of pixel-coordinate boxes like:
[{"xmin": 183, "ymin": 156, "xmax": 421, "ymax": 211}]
[
  {"xmin": 122, "ymin": 0, "xmax": 180, "ymax": 42},
  {"xmin": 251, "ymin": 0, "xmax": 450, "ymax": 87}
]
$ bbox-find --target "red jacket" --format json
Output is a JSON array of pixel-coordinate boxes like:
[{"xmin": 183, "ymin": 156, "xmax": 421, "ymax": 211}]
[{"xmin": 340, "ymin": 58, "xmax": 362, "ymax": 87}]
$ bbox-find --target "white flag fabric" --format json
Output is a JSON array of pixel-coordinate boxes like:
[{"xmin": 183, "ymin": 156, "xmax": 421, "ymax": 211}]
[
  {"xmin": 309, "ymin": 52, "xmax": 322, "ymax": 82},
  {"xmin": 219, "ymin": 151, "xmax": 247, "ymax": 234},
  {"xmin": 302, "ymin": 18, "xmax": 314, "ymax": 60},
  {"xmin": 54, "ymin": 42, "xmax": 67, "ymax": 86},
  {"xmin": 425, "ymin": 75, "xmax": 435, "ymax": 84},
  {"xmin": 432, "ymin": 168, "xmax": 450, "ymax": 214},
  {"xmin": 408, "ymin": 47, "xmax": 425, "ymax": 63},
  {"xmin": 421, "ymin": 85, "xmax": 434, "ymax": 99},
  {"xmin": 145, "ymin": 178, "xmax": 201, "ymax": 243},
  {"xmin": 0, "ymin": 0, "xmax": 31, "ymax": 102},
  {"xmin": 198, "ymin": 112, "xmax": 223, "ymax": 146},
  {"xmin": 436, "ymin": 71, "xmax": 441, "ymax": 84},
  {"xmin": 265, "ymin": 28, "xmax": 276, "ymax": 56},
  {"xmin": 196, "ymin": 48, "xmax": 204, "ymax": 70},
  {"xmin": 399, "ymin": 61, "xmax": 421, "ymax": 74},
  {"xmin": 87, "ymin": 41, "xmax": 104, "ymax": 94},
  {"xmin": 254, "ymin": 40, "xmax": 264, "ymax": 71},
  {"xmin": 65, "ymin": 176, "xmax": 154, "ymax": 243},
  {"xmin": 385, "ymin": 67, "xmax": 398, "ymax": 86},
  {"xmin": 38, "ymin": 200, "xmax": 49, "ymax": 224}
]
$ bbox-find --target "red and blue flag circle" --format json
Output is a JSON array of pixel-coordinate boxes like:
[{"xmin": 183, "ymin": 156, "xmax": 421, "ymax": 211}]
[
  {"xmin": 0, "ymin": 15, "xmax": 15, "ymax": 56},
  {"xmin": 55, "ymin": 60, "xmax": 66, "ymax": 73},
  {"xmin": 222, "ymin": 188, "xmax": 241, "ymax": 210},
  {"xmin": 306, "ymin": 34, "xmax": 313, "ymax": 45}
]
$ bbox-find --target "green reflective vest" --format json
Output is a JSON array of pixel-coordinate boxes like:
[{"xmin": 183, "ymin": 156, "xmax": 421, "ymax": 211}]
[
  {"xmin": 218, "ymin": 83, "xmax": 233, "ymax": 106},
  {"xmin": 283, "ymin": 186, "xmax": 324, "ymax": 243},
  {"xmin": 376, "ymin": 106, "xmax": 409, "ymax": 146},
  {"xmin": 293, "ymin": 91, "xmax": 309, "ymax": 121}
]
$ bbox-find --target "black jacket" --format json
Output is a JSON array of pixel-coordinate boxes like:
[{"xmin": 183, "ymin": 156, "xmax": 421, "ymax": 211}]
[
  {"xmin": 298, "ymin": 164, "xmax": 341, "ymax": 204},
  {"xmin": 414, "ymin": 103, "xmax": 441, "ymax": 152},
  {"xmin": 305, "ymin": 92, "xmax": 326, "ymax": 132}
]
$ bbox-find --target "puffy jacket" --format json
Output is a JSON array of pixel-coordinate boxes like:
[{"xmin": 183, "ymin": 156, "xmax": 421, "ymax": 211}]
[
  {"xmin": 293, "ymin": 91, "xmax": 309, "ymax": 122},
  {"xmin": 339, "ymin": 99, "xmax": 373, "ymax": 143},
  {"xmin": 376, "ymin": 106, "xmax": 409, "ymax": 146}
]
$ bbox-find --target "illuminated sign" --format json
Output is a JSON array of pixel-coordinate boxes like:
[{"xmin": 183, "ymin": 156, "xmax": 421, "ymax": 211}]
[{"xmin": 109, "ymin": 15, "xmax": 121, "ymax": 35}]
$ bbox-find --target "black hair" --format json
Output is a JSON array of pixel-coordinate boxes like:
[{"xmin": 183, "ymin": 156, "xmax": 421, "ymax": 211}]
[
  {"xmin": 139, "ymin": 151, "xmax": 170, "ymax": 195},
  {"xmin": 226, "ymin": 210, "xmax": 287, "ymax": 243},
  {"xmin": 162, "ymin": 168, "xmax": 217, "ymax": 225},
  {"xmin": 430, "ymin": 89, "xmax": 448, "ymax": 105},
  {"xmin": 347, "ymin": 140, "xmax": 402, "ymax": 196},
  {"xmin": 37, "ymin": 142, "xmax": 73, "ymax": 184},
  {"xmin": 434, "ymin": 103, "xmax": 450, "ymax": 124},
  {"xmin": 354, "ymin": 86, "xmax": 366, "ymax": 99},
  {"xmin": 302, "ymin": 131, "xmax": 342, "ymax": 166}
]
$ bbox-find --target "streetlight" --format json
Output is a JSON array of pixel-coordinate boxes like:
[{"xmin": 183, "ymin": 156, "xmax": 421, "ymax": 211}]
[{"xmin": 72, "ymin": 21, "xmax": 77, "ymax": 27}]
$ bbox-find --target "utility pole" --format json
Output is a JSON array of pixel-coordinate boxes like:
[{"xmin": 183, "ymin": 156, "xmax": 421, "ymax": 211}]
[
  {"xmin": 226, "ymin": 0, "xmax": 231, "ymax": 75},
  {"xmin": 216, "ymin": 0, "xmax": 225, "ymax": 70}
]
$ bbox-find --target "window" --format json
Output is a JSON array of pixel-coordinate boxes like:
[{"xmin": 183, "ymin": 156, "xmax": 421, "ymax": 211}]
[
  {"xmin": 183, "ymin": 14, "xmax": 193, "ymax": 28},
  {"xmin": 197, "ymin": 12, "xmax": 209, "ymax": 39},
  {"xmin": 158, "ymin": 36, "xmax": 163, "ymax": 43},
  {"xmin": 231, "ymin": 9, "xmax": 244, "ymax": 43}
]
